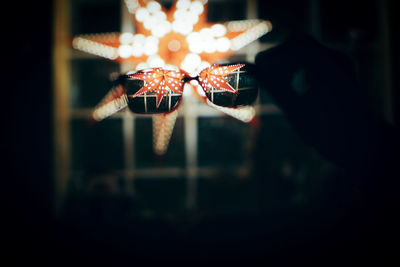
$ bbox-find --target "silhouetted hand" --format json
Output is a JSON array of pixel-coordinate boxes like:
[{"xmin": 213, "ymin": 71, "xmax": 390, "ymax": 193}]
[
  {"xmin": 255, "ymin": 34, "xmax": 397, "ymax": 169},
  {"xmin": 254, "ymin": 33, "xmax": 398, "ymax": 201}
]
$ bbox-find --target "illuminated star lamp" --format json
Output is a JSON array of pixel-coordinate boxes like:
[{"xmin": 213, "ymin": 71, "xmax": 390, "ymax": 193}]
[{"xmin": 73, "ymin": 0, "xmax": 272, "ymax": 154}]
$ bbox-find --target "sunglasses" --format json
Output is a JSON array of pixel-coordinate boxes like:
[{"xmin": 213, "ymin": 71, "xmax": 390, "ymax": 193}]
[{"xmin": 92, "ymin": 63, "xmax": 258, "ymax": 121}]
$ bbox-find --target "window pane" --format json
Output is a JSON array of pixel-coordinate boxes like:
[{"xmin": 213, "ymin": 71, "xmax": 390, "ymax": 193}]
[
  {"xmin": 134, "ymin": 117, "xmax": 186, "ymax": 168},
  {"xmin": 197, "ymin": 177, "xmax": 259, "ymax": 215},
  {"xmin": 320, "ymin": 0, "xmax": 378, "ymax": 44},
  {"xmin": 70, "ymin": 0, "xmax": 120, "ymax": 35},
  {"xmin": 208, "ymin": 0, "xmax": 246, "ymax": 22},
  {"xmin": 197, "ymin": 117, "xmax": 251, "ymax": 167},
  {"xmin": 258, "ymin": 0, "xmax": 309, "ymax": 42},
  {"xmin": 70, "ymin": 58, "xmax": 119, "ymax": 108},
  {"xmin": 70, "ymin": 118, "xmax": 124, "ymax": 170},
  {"xmin": 134, "ymin": 177, "xmax": 186, "ymax": 213}
]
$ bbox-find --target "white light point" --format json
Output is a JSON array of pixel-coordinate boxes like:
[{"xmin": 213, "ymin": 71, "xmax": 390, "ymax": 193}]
[
  {"xmin": 133, "ymin": 34, "xmax": 146, "ymax": 44},
  {"xmin": 153, "ymin": 11, "xmax": 167, "ymax": 21},
  {"xmin": 200, "ymin": 28, "xmax": 212, "ymax": 38},
  {"xmin": 181, "ymin": 53, "xmax": 201, "ymax": 74},
  {"xmin": 182, "ymin": 10, "xmax": 198, "ymax": 25},
  {"xmin": 144, "ymin": 36, "xmax": 159, "ymax": 55},
  {"xmin": 190, "ymin": 1, "xmax": 204, "ymax": 15},
  {"xmin": 152, "ymin": 21, "xmax": 171, "ymax": 38},
  {"xmin": 198, "ymin": 61, "xmax": 211, "ymax": 71},
  {"xmin": 135, "ymin": 8, "xmax": 149, "ymax": 22},
  {"xmin": 131, "ymin": 42, "xmax": 144, "ymax": 57},
  {"xmin": 147, "ymin": 1, "xmax": 161, "ymax": 13},
  {"xmin": 136, "ymin": 62, "xmax": 149, "ymax": 70},
  {"xmin": 177, "ymin": 0, "xmax": 191, "ymax": 10},
  {"xmin": 216, "ymin": 37, "xmax": 230, "ymax": 52},
  {"xmin": 203, "ymin": 37, "xmax": 216, "ymax": 53},
  {"xmin": 186, "ymin": 53, "xmax": 201, "ymax": 66},
  {"xmin": 211, "ymin": 24, "xmax": 227, "ymax": 37},
  {"xmin": 174, "ymin": 20, "xmax": 194, "ymax": 35},
  {"xmin": 163, "ymin": 64, "xmax": 180, "ymax": 71},
  {"xmin": 148, "ymin": 55, "xmax": 165, "ymax": 68},
  {"xmin": 118, "ymin": 45, "xmax": 132, "ymax": 58},
  {"xmin": 187, "ymin": 32, "xmax": 203, "ymax": 53},
  {"xmin": 120, "ymin": 32, "xmax": 134, "ymax": 44}
]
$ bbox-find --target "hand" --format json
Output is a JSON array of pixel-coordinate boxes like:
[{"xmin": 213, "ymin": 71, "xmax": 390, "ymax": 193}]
[{"xmin": 254, "ymin": 33, "xmax": 397, "ymax": 174}]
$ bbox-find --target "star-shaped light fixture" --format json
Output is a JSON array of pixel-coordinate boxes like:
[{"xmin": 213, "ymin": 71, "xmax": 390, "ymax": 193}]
[
  {"xmin": 73, "ymin": 0, "xmax": 272, "ymax": 155},
  {"xmin": 73, "ymin": 0, "xmax": 271, "ymax": 74}
]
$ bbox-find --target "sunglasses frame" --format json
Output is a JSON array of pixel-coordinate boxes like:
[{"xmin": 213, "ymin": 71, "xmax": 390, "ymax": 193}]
[
  {"xmin": 123, "ymin": 63, "xmax": 258, "ymax": 115},
  {"xmin": 91, "ymin": 63, "xmax": 258, "ymax": 122}
]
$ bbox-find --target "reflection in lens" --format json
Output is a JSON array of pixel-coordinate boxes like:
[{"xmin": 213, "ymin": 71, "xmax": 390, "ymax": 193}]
[
  {"xmin": 205, "ymin": 64, "xmax": 258, "ymax": 107},
  {"xmin": 124, "ymin": 78, "xmax": 182, "ymax": 114}
]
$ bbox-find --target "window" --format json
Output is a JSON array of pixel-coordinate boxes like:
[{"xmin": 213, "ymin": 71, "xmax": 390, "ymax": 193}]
[{"xmin": 53, "ymin": 0, "xmax": 391, "ymax": 219}]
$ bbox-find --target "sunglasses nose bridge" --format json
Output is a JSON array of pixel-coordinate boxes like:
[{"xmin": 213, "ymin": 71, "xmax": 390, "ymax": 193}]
[{"xmin": 183, "ymin": 75, "xmax": 198, "ymax": 84}]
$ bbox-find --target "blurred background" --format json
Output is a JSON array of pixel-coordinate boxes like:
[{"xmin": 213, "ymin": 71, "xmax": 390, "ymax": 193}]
[{"xmin": 6, "ymin": 0, "xmax": 398, "ymax": 264}]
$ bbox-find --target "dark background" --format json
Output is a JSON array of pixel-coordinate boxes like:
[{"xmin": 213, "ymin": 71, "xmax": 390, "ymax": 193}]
[{"xmin": 4, "ymin": 0, "xmax": 399, "ymax": 264}]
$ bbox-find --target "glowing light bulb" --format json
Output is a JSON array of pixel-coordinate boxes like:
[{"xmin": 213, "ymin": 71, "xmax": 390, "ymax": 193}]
[
  {"xmin": 132, "ymin": 33, "xmax": 146, "ymax": 44},
  {"xmin": 136, "ymin": 62, "xmax": 148, "ymax": 70},
  {"xmin": 119, "ymin": 32, "xmax": 134, "ymax": 44},
  {"xmin": 144, "ymin": 14, "xmax": 159, "ymax": 30},
  {"xmin": 118, "ymin": 44, "xmax": 132, "ymax": 58},
  {"xmin": 152, "ymin": 21, "xmax": 171, "ymax": 37},
  {"xmin": 185, "ymin": 53, "xmax": 201, "ymax": 66},
  {"xmin": 172, "ymin": 20, "xmax": 193, "ymax": 35},
  {"xmin": 177, "ymin": 0, "xmax": 191, "ymax": 10},
  {"xmin": 135, "ymin": 8, "xmax": 149, "ymax": 22},
  {"xmin": 203, "ymin": 37, "xmax": 216, "ymax": 53},
  {"xmin": 200, "ymin": 28, "xmax": 212, "ymax": 38},
  {"xmin": 187, "ymin": 32, "xmax": 200, "ymax": 44},
  {"xmin": 124, "ymin": 0, "xmax": 139, "ymax": 13},
  {"xmin": 147, "ymin": 1, "xmax": 161, "ymax": 13},
  {"xmin": 211, "ymin": 24, "xmax": 227, "ymax": 37},
  {"xmin": 190, "ymin": 1, "xmax": 204, "ymax": 15},
  {"xmin": 180, "ymin": 53, "xmax": 201, "ymax": 74},
  {"xmin": 198, "ymin": 61, "xmax": 211, "ymax": 71},
  {"xmin": 148, "ymin": 55, "xmax": 165, "ymax": 67},
  {"xmin": 144, "ymin": 36, "xmax": 159, "ymax": 55},
  {"xmin": 131, "ymin": 43, "xmax": 143, "ymax": 57},
  {"xmin": 174, "ymin": 9, "xmax": 185, "ymax": 20},
  {"xmin": 216, "ymin": 37, "xmax": 230, "ymax": 52}
]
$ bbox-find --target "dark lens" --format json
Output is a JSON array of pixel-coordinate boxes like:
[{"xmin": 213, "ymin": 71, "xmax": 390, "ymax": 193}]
[
  {"xmin": 205, "ymin": 63, "xmax": 258, "ymax": 107},
  {"xmin": 124, "ymin": 77, "xmax": 182, "ymax": 114}
]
